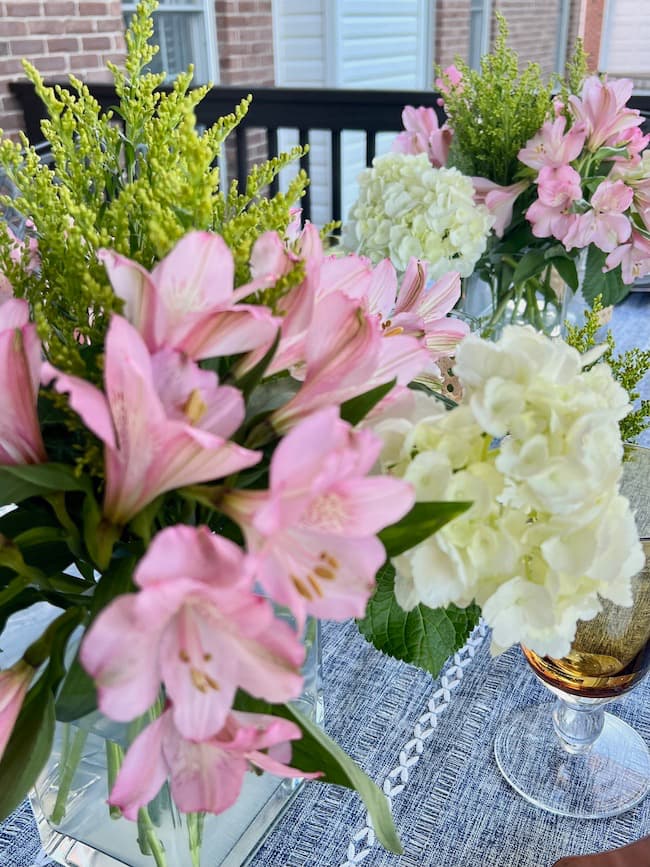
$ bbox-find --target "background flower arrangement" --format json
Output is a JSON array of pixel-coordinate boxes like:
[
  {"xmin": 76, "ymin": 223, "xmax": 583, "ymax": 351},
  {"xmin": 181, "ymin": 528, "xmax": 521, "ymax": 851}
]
[{"xmin": 383, "ymin": 16, "xmax": 650, "ymax": 336}]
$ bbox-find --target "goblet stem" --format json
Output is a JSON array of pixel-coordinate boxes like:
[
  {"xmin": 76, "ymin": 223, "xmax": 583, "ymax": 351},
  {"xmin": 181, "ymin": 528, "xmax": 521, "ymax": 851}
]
[{"xmin": 551, "ymin": 695, "xmax": 609, "ymax": 755}]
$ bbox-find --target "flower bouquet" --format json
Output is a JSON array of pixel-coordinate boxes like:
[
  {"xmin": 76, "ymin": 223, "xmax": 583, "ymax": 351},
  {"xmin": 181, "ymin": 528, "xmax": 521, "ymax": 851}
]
[
  {"xmin": 394, "ymin": 17, "xmax": 650, "ymax": 336},
  {"xmin": 0, "ymin": 3, "xmax": 479, "ymax": 863}
]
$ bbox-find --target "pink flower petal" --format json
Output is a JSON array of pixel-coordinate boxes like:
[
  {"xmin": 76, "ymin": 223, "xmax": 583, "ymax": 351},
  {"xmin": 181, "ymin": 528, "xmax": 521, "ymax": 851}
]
[
  {"xmin": 108, "ymin": 712, "xmax": 169, "ymax": 821},
  {"xmin": 319, "ymin": 254, "xmax": 374, "ymax": 301},
  {"xmin": 367, "ymin": 259, "xmax": 398, "ymax": 319},
  {"xmin": 43, "ymin": 363, "xmax": 116, "ymax": 450},
  {"xmin": 0, "ymin": 298, "xmax": 29, "ymax": 330},
  {"xmin": 135, "ymin": 525, "xmax": 253, "ymax": 590},
  {"xmin": 99, "ymin": 250, "xmax": 161, "ymax": 350},
  {"xmin": 153, "ymin": 231, "xmax": 235, "ymax": 315},
  {"xmin": 80, "ymin": 594, "xmax": 167, "ymax": 722},
  {"xmin": 177, "ymin": 304, "xmax": 280, "ymax": 359},
  {"xmin": 0, "ymin": 661, "xmax": 32, "ymax": 760},
  {"xmin": 159, "ymin": 602, "xmax": 240, "ymax": 740},
  {"xmin": 165, "ymin": 730, "xmax": 247, "ymax": 815},
  {"xmin": 330, "ymin": 476, "xmax": 415, "ymax": 536},
  {"xmin": 0, "ymin": 324, "xmax": 46, "ymax": 465}
]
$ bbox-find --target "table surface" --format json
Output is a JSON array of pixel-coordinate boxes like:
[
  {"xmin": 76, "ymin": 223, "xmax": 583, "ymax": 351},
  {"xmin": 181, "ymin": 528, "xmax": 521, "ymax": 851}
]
[{"xmin": 1, "ymin": 293, "xmax": 649, "ymax": 867}]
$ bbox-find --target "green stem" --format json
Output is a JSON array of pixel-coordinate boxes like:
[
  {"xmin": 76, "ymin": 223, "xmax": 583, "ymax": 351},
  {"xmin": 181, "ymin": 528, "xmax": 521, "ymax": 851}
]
[
  {"xmin": 105, "ymin": 740, "xmax": 124, "ymax": 820},
  {"xmin": 46, "ymin": 493, "xmax": 83, "ymax": 558},
  {"xmin": 187, "ymin": 812, "xmax": 205, "ymax": 867},
  {"xmin": 137, "ymin": 807, "xmax": 168, "ymax": 867},
  {"xmin": 50, "ymin": 726, "xmax": 88, "ymax": 825},
  {"xmin": 482, "ymin": 289, "xmax": 514, "ymax": 338}
]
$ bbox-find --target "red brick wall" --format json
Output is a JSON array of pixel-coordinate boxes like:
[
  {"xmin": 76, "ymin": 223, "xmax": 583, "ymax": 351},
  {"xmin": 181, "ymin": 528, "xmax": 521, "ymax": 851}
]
[
  {"xmin": 0, "ymin": 0, "xmax": 126, "ymax": 141},
  {"xmin": 581, "ymin": 0, "xmax": 605, "ymax": 71},
  {"xmin": 214, "ymin": 0, "xmax": 275, "ymax": 173},
  {"xmin": 434, "ymin": 0, "xmax": 471, "ymax": 70},
  {"xmin": 215, "ymin": 0, "xmax": 274, "ymax": 87},
  {"xmin": 493, "ymin": 0, "xmax": 563, "ymax": 78},
  {"xmin": 433, "ymin": 1, "xmax": 579, "ymax": 80},
  {"xmin": 566, "ymin": 0, "xmax": 582, "ymax": 69}
]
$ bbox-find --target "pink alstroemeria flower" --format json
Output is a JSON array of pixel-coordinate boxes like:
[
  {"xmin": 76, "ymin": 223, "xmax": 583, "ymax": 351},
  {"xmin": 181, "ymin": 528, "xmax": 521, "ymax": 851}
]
[
  {"xmin": 536, "ymin": 165, "xmax": 583, "ymax": 208},
  {"xmin": 44, "ymin": 316, "xmax": 260, "ymax": 524},
  {"xmin": 563, "ymin": 179, "xmax": 633, "ymax": 253},
  {"xmin": 99, "ymin": 231, "xmax": 283, "ymax": 360},
  {"xmin": 0, "ymin": 299, "xmax": 46, "ymax": 465},
  {"xmin": 518, "ymin": 116, "xmax": 587, "ymax": 171},
  {"xmin": 368, "ymin": 258, "xmax": 469, "ymax": 359},
  {"xmin": 109, "ymin": 707, "xmax": 319, "ymax": 819},
  {"xmin": 472, "ymin": 178, "xmax": 529, "ymax": 237},
  {"xmin": 392, "ymin": 106, "xmax": 452, "ymax": 168},
  {"xmin": 236, "ymin": 228, "xmax": 378, "ymax": 380},
  {"xmin": 81, "ymin": 525, "xmax": 305, "ymax": 740},
  {"xmin": 610, "ymin": 124, "xmax": 650, "ymax": 166},
  {"xmin": 435, "ymin": 65, "xmax": 463, "ymax": 105},
  {"xmin": 0, "ymin": 660, "xmax": 33, "ymax": 760},
  {"xmin": 269, "ymin": 291, "xmax": 428, "ymax": 434},
  {"xmin": 224, "ymin": 407, "xmax": 414, "ymax": 628},
  {"xmin": 569, "ymin": 76, "xmax": 644, "ymax": 152},
  {"xmin": 605, "ymin": 231, "xmax": 650, "ymax": 283}
]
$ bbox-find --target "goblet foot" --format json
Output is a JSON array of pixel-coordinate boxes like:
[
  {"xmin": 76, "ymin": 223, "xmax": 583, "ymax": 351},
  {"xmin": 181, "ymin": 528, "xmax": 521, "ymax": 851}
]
[{"xmin": 494, "ymin": 703, "xmax": 650, "ymax": 818}]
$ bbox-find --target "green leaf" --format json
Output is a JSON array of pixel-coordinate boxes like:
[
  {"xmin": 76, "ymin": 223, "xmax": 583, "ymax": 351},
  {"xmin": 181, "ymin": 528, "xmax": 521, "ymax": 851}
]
[
  {"xmin": 592, "ymin": 145, "xmax": 630, "ymax": 162},
  {"xmin": 630, "ymin": 211, "xmax": 650, "ymax": 239},
  {"xmin": 234, "ymin": 695, "xmax": 402, "ymax": 854},
  {"xmin": 0, "ymin": 679, "xmax": 56, "ymax": 820},
  {"xmin": 55, "ymin": 654, "xmax": 97, "ymax": 722},
  {"xmin": 511, "ymin": 250, "xmax": 547, "ymax": 285},
  {"xmin": 24, "ymin": 606, "xmax": 86, "ymax": 671},
  {"xmin": 339, "ymin": 379, "xmax": 396, "ymax": 427},
  {"xmin": 91, "ymin": 552, "xmax": 137, "ymax": 615},
  {"xmin": 583, "ymin": 245, "xmax": 629, "ymax": 306},
  {"xmin": 550, "ymin": 256, "xmax": 579, "ymax": 292},
  {"xmin": 82, "ymin": 494, "xmax": 119, "ymax": 571},
  {"xmin": 0, "ymin": 464, "xmax": 91, "ymax": 507},
  {"xmin": 378, "ymin": 501, "xmax": 471, "ymax": 557},
  {"xmin": 357, "ymin": 562, "xmax": 481, "ymax": 677},
  {"xmin": 230, "ymin": 329, "xmax": 281, "ymax": 399}
]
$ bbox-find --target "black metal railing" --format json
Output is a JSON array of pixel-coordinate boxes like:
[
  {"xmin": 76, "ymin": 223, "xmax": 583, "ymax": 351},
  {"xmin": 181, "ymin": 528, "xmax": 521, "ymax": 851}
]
[{"xmin": 9, "ymin": 81, "xmax": 650, "ymax": 223}]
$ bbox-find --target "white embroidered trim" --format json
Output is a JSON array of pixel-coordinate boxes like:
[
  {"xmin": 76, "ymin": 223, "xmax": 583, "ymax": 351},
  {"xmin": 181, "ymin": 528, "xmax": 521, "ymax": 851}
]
[{"xmin": 339, "ymin": 620, "xmax": 489, "ymax": 867}]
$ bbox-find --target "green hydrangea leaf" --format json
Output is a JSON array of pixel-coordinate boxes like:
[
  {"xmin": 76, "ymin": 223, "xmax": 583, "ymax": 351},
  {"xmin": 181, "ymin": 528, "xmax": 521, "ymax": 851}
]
[{"xmin": 357, "ymin": 562, "xmax": 480, "ymax": 677}]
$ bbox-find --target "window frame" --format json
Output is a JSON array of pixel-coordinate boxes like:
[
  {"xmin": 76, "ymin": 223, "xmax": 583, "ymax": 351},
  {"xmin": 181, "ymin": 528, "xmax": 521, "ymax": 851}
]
[{"xmin": 121, "ymin": 0, "xmax": 220, "ymax": 86}]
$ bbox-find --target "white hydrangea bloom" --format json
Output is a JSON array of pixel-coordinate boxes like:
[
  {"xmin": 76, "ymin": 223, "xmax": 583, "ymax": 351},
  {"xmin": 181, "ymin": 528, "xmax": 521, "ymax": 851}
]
[
  {"xmin": 343, "ymin": 153, "xmax": 493, "ymax": 277},
  {"xmin": 372, "ymin": 325, "xmax": 645, "ymax": 659}
]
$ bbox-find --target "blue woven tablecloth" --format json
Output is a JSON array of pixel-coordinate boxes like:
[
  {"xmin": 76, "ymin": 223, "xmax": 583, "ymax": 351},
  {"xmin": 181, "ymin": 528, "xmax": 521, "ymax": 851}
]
[{"xmin": 1, "ymin": 294, "xmax": 649, "ymax": 867}]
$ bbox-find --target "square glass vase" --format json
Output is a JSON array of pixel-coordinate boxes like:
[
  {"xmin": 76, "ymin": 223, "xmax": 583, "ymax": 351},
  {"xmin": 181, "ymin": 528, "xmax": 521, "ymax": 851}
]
[{"xmin": 30, "ymin": 620, "xmax": 323, "ymax": 867}]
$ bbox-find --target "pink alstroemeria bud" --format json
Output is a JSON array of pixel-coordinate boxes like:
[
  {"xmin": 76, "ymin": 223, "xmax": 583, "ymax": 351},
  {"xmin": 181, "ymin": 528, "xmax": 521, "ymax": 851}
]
[{"xmin": 0, "ymin": 660, "xmax": 34, "ymax": 760}]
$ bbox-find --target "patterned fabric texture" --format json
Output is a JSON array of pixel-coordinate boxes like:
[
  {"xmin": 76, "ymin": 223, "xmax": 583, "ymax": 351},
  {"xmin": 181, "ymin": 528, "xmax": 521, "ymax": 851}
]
[{"xmin": 0, "ymin": 298, "xmax": 649, "ymax": 867}]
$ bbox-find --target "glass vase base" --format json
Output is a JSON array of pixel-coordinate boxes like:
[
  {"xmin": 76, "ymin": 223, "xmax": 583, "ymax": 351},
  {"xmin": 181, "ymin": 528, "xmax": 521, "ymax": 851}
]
[
  {"xmin": 30, "ymin": 775, "xmax": 303, "ymax": 867},
  {"xmin": 494, "ymin": 704, "xmax": 650, "ymax": 818}
]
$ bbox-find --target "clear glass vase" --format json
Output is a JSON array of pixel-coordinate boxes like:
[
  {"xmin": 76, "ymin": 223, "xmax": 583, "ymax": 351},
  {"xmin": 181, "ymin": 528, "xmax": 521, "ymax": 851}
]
[
  {"xmin": 459, "ymin": 255, "xmax": 575, "ymax": 340},
  {"xmin": 30, "ymin": 620, "xmax": 323, "ymax": 867}
]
